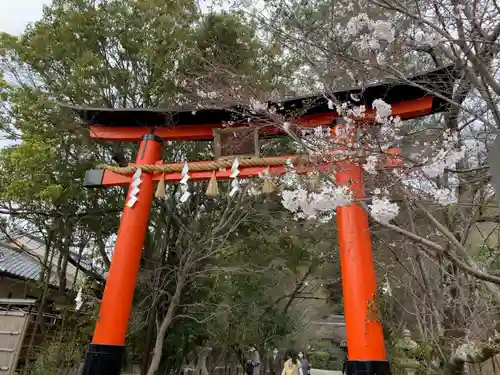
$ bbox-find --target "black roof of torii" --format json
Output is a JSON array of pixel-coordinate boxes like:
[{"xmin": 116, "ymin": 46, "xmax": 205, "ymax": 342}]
[{"xmin": 62, "ymin": 65, "xmax": 456, "ymax": 128}]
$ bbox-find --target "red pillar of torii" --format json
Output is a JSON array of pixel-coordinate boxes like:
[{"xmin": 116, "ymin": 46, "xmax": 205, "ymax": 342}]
[{"xmin": 71, "ymin": 66, "xmax": 454, "ymax": 375}]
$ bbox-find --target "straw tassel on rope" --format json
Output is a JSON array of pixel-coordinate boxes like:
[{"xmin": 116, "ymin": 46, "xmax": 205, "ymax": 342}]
[
  {"xmin": 205, "ymin": 172, "xmax": 219, "ymax": 197},
  {"xmin": 155, "ymin": 173, "xmax": 166, "ymax": 198},
  {"xmin": 261, "ymin": 167, "xmax": 276, "ymax": 194},
  {"xmin": 262, "ymin": 178, "xmax": 276, "ymax": 194}
]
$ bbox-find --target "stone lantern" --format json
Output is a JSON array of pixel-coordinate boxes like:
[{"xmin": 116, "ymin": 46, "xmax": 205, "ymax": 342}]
[{"xmin": 395, "ymin": 329, "xmax": 420, "ymax": 375}]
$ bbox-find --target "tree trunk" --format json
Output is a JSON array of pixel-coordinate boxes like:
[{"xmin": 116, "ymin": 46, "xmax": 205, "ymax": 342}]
[{"xmin": 147, "ymin": 277, "xmax": 184, "ymax": 375}]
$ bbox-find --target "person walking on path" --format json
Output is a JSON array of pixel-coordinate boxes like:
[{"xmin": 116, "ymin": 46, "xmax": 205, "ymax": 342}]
[
  {"xmin": 267, "ymin": 346, "xmax": 283, "ymax": 375},
  {"xmin": 340, "ymin": 340, "xmax": 347, "ymax": 375},
  {"xmin": 281, "ymin": 352, "xmax": 303, "ymax": 375},
  {"xmin": 298, "ymin": 352, "xmax": 310, "ymax": 375},
  {"xmin": 247, "ymin": 345, "xmax": 261, "ymax": 375}
]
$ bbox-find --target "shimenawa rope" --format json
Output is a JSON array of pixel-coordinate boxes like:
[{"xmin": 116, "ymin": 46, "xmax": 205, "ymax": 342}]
[{"xmin": 97, "ymin": 151, "xmax": 365, "ymax": 175}]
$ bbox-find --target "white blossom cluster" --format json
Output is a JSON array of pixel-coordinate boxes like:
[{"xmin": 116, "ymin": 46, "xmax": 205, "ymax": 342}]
[
  {"xmin": 372, "ymin": 99, "xmax": 392, "ymax": 123},
  {"xmin": 196, "ymin": 89, "xmax": 217, "ymax": 100},
  {"xmin": 264, "ymin": 96, "xmax": 465, "ymax": 224},
  {"xmin": 281, "ymin": 161, "xmax": 300, "ymax": 187},
  {"xmin": 368, "ymin": 197, "xmax": 400, "ymax": 224},
  {"xmin": 279, "ymin": 162, "xmax": 353, "ymax": 220},
  {"xmin": 246, "ymin": 183, "xmax": 262, "ymax": 196},
  {"xmin": 300, "ymin": 126, "xmax": 331, "ymax": 139},
  {"xmin": 346, "ymin": 14, "xmax": 395, "ymax": 51},
  {"xmin": 250, "ymin": 98, "xmax": 268, "ymax": 113},
  {"xmin": 421, "ymin": 130, "xmax": 466, "ymax": 178},
  {"xmin": 280, "ymin": 181, "xmax": 353, "ymax": 220},
  {"xmin": 379, "ymin": 115, "xmax": 404, "ymax": 143},
  {"xmin": 298, "ymin": 126, "xmax": 332, "ymax": 153},
  {"xmin": 373, "ymin": 100, "xmax": 405, "ymax": 145},
  {"xmin": 362, "ymin": 155, "xmax": 379, "ymax": 174},
  {"xmin": 349, "ymin": 104, "xmax": 366, "ymax": 118},
  {"xmin": 277, "ymin": 98, "xmax": 403, "ymax": 224},
  {"xmin": 414, "ymin": 30, "xmax": 443, "ymax": 47},
  {"xmin": 433, "ymin": 188, "xmax": 457, "ymax": 206}
]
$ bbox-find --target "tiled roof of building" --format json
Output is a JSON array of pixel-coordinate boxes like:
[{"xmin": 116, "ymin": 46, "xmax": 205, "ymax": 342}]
[
  {"xmin": 0, "ymin": 242, "xmax": 60, "ymax": 286},
  {"xmin": 0, "ymin": 230, "xmax": 94, "ymax": 288}
]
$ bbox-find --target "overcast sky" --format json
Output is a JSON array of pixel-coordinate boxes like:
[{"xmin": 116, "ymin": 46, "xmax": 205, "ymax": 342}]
[
  {"xmin": 0, "ymin": 0, "xmax": 49, "ymax": 35},
  {"xmin": 0, "ymin": 0, "xmax": 249, "ymax": 36},
  {"xmin": 0, "ymin": 0, "xmax": 49, "ymax": 146}
]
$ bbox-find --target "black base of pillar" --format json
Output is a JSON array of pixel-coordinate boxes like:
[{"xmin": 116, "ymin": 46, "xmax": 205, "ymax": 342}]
[
  {"xmin": 346, "ymin": 360, "xmax": 391, "ymax": 375},
  {"xmin": 81, "ymin": 343, "xmax": 125, "ymax": 375}
]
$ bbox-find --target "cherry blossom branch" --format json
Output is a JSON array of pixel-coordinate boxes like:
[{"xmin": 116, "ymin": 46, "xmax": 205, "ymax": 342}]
[
  {"xmin": 377, "ymin": 220, "xmax": 500, "ymax": 287},
  {"xmin": 402, "ymin": 198, "xmax": 444, "ymax": 334}
]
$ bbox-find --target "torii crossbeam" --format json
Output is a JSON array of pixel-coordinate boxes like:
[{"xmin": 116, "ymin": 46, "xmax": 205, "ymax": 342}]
[{"xmin": 69, "ymin": 65, "xmax": 455, "ymax": 375}]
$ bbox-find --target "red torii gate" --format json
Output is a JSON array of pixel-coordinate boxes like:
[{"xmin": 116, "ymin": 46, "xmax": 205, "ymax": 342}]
[{"xmin": 69, "ymin": 66, "xmax": 455, "ymax": 375}]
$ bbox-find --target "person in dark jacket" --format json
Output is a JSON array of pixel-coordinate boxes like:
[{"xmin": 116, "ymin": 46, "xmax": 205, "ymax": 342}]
[
  {"xmin": 340, "ymin": 341, "xmax": 347, "ymax": 375},
  {"xmin": 267, "ymin": 347, "xmax": 284, "ymax": 375},
  {"xmin": 246, "ymin": 360, "xmax": 255, "ymax": 375}
]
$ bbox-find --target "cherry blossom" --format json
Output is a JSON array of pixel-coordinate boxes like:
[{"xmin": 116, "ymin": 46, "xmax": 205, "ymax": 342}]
[
  {"xmin": 346, "ymin": 13, "xmax": 371, "ymax": 36},
  {"xmin": 280, "ymin": 178, "xmax": 353, "ymax": 220},
  {"xmin": 250, "ymin": 98, "xmax": 268, "ymax": 112},
  {"xmin": 274, "ymin": 97, "xmax": 466, "ymax": 224},
  {"xmin": 346, "ymin": 14, "xmax": 395, "ymax": 51},
  {"xmin": 433, "ymin": 188, "xmax": 457, "ymax": 206},
  {"xmin": 327, "ymin": 99, "xmax": 334, "ymax": 110},
  {"xmin": 368, "ymin": 197, "xmax": 400, "ymax": 224},
  {"xmin": 363, "ymin": 155, "xmax": 378, "ymax": 175},
  {"xmin": 415, "ymin": 30, "xmax": 443, "ymax": 47},
  {"xmin": 421, "ymin": 146, "xmax": 466, "ymax": 178},
  {"xmin": 372, "ymin": 99, "xmax": 392, "ymax": 123},
  {"xmin": 373, "ymin": 20, "xmax": 396, "ymax": 43}
]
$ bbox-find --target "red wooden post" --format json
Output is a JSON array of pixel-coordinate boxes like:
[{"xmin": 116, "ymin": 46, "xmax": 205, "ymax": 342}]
[
  {"xmin": 336, "ymin": 161, "xmax": 390, "ymax": 375},
  {"xmin": 82, "ymin": 134, "xmax": 163, "ymax": 375}
]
